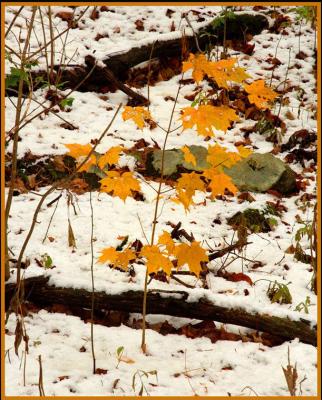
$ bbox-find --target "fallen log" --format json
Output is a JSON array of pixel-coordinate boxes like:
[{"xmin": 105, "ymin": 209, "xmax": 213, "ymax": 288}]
[
  {"xmin": 5, "ymin": 275, "xmax": 316, "ymax": 346},
  {"xmin": 6, "ymin": 13, "xmax": 269, "ymax": 97}
]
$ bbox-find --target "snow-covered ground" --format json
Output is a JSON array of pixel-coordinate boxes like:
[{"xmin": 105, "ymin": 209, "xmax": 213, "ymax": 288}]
[{"xmin": 5, "ymin": 5, "xmax": 318, "ymax": 396}]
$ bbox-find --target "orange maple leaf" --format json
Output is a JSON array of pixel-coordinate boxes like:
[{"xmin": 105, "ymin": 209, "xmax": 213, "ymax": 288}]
[
  {"xmin": 177, "ymin": 172, "xmax": 205, "ymax": 197},
  {"xmin": 207, "ymin": 58, "xmax": 250, "ymax": 89},
  {"xmin": 122, "ymin": 106, "xmax": 153, "ymax": 129},
  {"xmin": 140, "ymin": 245, "xmax": 173, "ymax": 275},
  {"xmin": 203, "ymin": 169, "xmax": 238, "ymax": 198},
  {"xmin": 171, "ymin": 189, "xmax": 194, "ymax": 212},
  {"xmin": 174, "ymin": 241, "xmax": 208, "ymax": 277},
  {"xmin": 97, "ymin": 247, "xmax": 136, "ymax": 271},
  {"xmin": 158, "ymin": 231, "xmax": 176, "ymax": 255},
  {"xmin": 182, "ymin": 53, "xmax": 210, "ymax": 83},
  {"xmin": 236, "ymin": 145, "xmax": 253, "ymax": 159},
  {"xmin": 244, "ymin": 80, "xmax": 278, "ymax": 109},
  {"xmin": 65, "ymin": 143, "xmax": 96, "ymax": 172},
  {"xmin": 98, "ymin": 146, "xmax": 123, "ymax": 169},
  {"xmin": 114, "ymin": 248, "xmax": 136, "ymax": 270},
  {"xmin": 180, "ymin": 105, "xmax": 239, "ymax": 137},
  {"xmin": 97, "ymin": 247, "xmax": 118, "ymax": 265},
  {"xmin": 181, "ymin": 146, "xmax": 197, "ymax": 166},
  {"xmin": 207, "ymin": 144, "xmax": 240, "ymax": 171},
  {"xmin": 99, "ymin": 171, "xmax": 141, "ymax": 201}
]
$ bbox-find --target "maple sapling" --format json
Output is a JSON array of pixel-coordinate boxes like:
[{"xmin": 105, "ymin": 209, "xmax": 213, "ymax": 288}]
[{"xmin": 64, "ymin": 49, "xmax": 278, "ymax": 354}]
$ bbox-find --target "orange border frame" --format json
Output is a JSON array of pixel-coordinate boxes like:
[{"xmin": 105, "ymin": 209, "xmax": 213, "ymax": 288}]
[{"xmin": 1, "ymin": 2, "xmax": 321, "ymax": 399}]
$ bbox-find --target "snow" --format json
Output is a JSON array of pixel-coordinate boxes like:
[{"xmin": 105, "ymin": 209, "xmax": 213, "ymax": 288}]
[
  {"xmin": 5, "ymin": 4, "xmax": 317, "ymax": 396},
  {"xmin": 5, "ymin": 311, "xmax": 317, "ymax": 396}
]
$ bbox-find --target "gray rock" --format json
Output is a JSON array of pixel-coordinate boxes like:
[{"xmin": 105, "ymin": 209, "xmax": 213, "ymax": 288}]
[
  {"xmin": 224, "ymin": 153, "xmax": 297, "ymax": 194},
  {"xmin": 152, "ymin": 145, "xmax": 210, "ymax": 176}
]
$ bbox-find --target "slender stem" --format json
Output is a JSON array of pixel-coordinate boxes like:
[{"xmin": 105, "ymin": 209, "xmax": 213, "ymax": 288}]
[
  {"xmin": 141, "ymin": 76, "xmax": 183, "ymax": 353},
  {"xmin": 24, "ymin": 7, "xmax": 89, "ymax": 62},
  {"xmin": 47, "ymin": 6, "xmax": 55, "ymax": 82},
  {"xmin": 89, "ymin": 191, "xmax": 96, "ymax": 373},
  {"xmin": 5, "ymin": 7, "xmax": 37, "ymax": 281},
  {"xmin": 5, "ymin": 6, "xmax": 24, "ymax": 38}
]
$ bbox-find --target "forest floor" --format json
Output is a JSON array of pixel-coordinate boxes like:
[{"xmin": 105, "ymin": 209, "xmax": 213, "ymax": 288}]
[{"xmin": 4, "ymin": 5, "xmax": 318, "ymax": 396}]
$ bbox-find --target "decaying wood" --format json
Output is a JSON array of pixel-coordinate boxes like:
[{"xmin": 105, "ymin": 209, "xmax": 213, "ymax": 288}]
[
  {"xmin": 6, "ymin": 13, "xmax": 269, "ymax": 99},
  {"xmin": 5, "ymin": 276, "xmax": 316, "ymax": 346}
]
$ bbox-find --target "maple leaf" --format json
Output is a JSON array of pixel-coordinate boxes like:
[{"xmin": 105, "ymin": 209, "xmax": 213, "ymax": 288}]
[
  {"xmin": 207, "ymin": 58, "xmax": 250, "ymax": 88},
  {"xmin": 244, "ymin": 80, "xmax": 278, "ymax": 109},
  {"xmin": 206, "ymin": 144, "xmax": 240, "ymax": 171},
  {"xmin": 122, "ymin": 106, "xmax": 153, "ymax": 129},
  {"xmin": 98, "ymin": 146, "xmax": 123, "ymax": 169},
  {"xmin": 158, "ymin": 231, "xmax": 175, "ymax": 255},
  {"xmin": 177, "ymin": 172, "xmax": 205, "ymax": 197},
  {"xmin": 180, "ymin": 105, "xmax": 239, "ymax": 137},
  {"xmin": 171, "ymin": 189, "xmax": 194, "ymax": 212},
  {"xmin": 181, "ymin": 146, "xmax": 197, "ymax": 166},
  {"xmin": 97, "ymin": 247, "xmax": 135, "ymax": 271},
  {"xmin": 236, "ymin": 145, "xmax": 253, "ymax": 159},
  {"xmin": 203, "ymin": 169, "xmax": 238, "ymax": 198},
  {"xmin": 174, "ymin": 241, "xmax": 208, "ymax": 277},
  {"xmin": 140, "ymin": 245, "xmax": 173, "ymax": 275},
  {"xmin": 65, "ymin": 143, "xmax": 96, "ymax": 172},
  {"xmin": 99, "ymin": 171, "xmax": 141, "ymax": 201},
  {"xmin": 97, "ymin": 247, "xmax": 118, "ymax": 265},
  {"xmin": 114, "ymin": 248, "xmax": 136, "ymax": 270},
  {"xmin": 182, "ymin": 53, "xmax": 210, "ymax": 82}
]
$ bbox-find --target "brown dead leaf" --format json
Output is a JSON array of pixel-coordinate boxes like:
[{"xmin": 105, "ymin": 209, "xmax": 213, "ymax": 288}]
[
  {"xmin": 237, "ymin": 192, "xmax": 255, "ymax": 203},
  {"xmin": 27, "ymin": 174, "xmax": 37, "ymax": 189},
  {"xmin": 13, "ymin": 177, "xmax": 28, "ymax": 193},
  {"xmin": 69, "ymin": 178, "xmax": 88, "ymax": 194},
  {"xmin": 95, "ymin": 368, "xmax": 108, "ymax": 375},
  {"xmin": 53, "ymin": 155, "xmax": 67, "ymax": 172},
  {"xmin": 135, "ymin": 19, "xmax": 144, "ymax": 31}
]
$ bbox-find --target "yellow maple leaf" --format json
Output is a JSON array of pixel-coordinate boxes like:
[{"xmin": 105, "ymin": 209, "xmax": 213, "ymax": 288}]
[
  {"xmin": 99, "ymin": 171, "xmax": 141, "ymax": 201},
  {"xmin": 180, "ymin": 105, "xmax": 239, "ymax": 137},
  {"xmin": 203, "ymin": 169, "xmax": 238, "ymax": 198},
  {"xmin": 182, "ymin": 53, "xmax": 210, "ymax": 83},
  {"xmin": 206, "ymin": 58, "xmax": 250, "ymax": 89},
  {"xmin": 244, "ymin": 80, "xmax": 278, "ymax": 109},
  {"xmin": 158, "ymin": 231, "xmax": 176, "ymax": 255},
  {"xmin": 171, "ymin": 189, "xmax": 194, "ymax": 212},
  {"xmin": 97, "ymin": 247, "xmax": 135, "ymax": 271},
  {"xmin": 140, "ymin": 245, "xmax": 173, "ymax": 275},
  {"xmin": 98, "ymin": 146, "xmax": 123, "ymax": 169},
  {"xmin": 177, "ymin": 172, "xmax": 205, "ymax": 197},
  {"xmin": 181, "ymin": 146, "xmax": 197, "ymax": 166},
  {"xmin": 236, "ymin": 145, "xmax": 253, "ymax": 159},
  {"xmin": 174, "ymin": 241, "xmax": 208, "ymax": 277},
  {"xmin": 122, "ymin": 106, "xmax": 152, "ymax": 129},
  {"xmin": 65, "ymin": 143, "xmax": 96, "ymax": 172},
  {"xmin": 97, "ymin": 247, "xmax": 119, "ymax": 265},
  {"xmin": 207, "ymin": 144, "xmax": 240, "ymax": 171},
  {"xmin": 114, "ymin": 248, "xmax": 136, "ymax": 270}
]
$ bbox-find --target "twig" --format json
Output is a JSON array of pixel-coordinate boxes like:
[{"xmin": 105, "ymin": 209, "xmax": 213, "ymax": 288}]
[
  {"xmin": 5, "ymin": 7, "xmax": 37, "ymax": 281},
  {"xmin": 183, "ymin": 13, "xmax": 202, "ymax": 53},
  {"xmin": 5, "ymin": 6, "xmax": 24, "ymax": 38},
  {"xmin": 42, "ymin": 194, "xmax": 61, "ymax": 243},
  {"xmin": 89, "ymin": 191, "xmax": 96, "ymax": 373},
  {"xmin": 25, "ymin": 7, "xmax": 90, "ymax": 62},
  {"xmin": 37, "ymin": 355, "xmax": 45, "ymax": 396}
]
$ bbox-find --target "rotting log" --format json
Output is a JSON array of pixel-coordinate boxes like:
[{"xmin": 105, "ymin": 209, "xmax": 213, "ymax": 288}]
[
  {"xmin": 6, "ymin": 13, "xmax": 269, "ymax": 96},
  {"xmin": 5, "ymin": 275, "xmax": 316, "ymax": 346}
]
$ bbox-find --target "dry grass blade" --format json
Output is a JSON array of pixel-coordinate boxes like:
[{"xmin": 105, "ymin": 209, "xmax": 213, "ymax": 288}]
[{"xmin": 282, "ymin": 347, "xmax": 298, "ymax": 396}]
